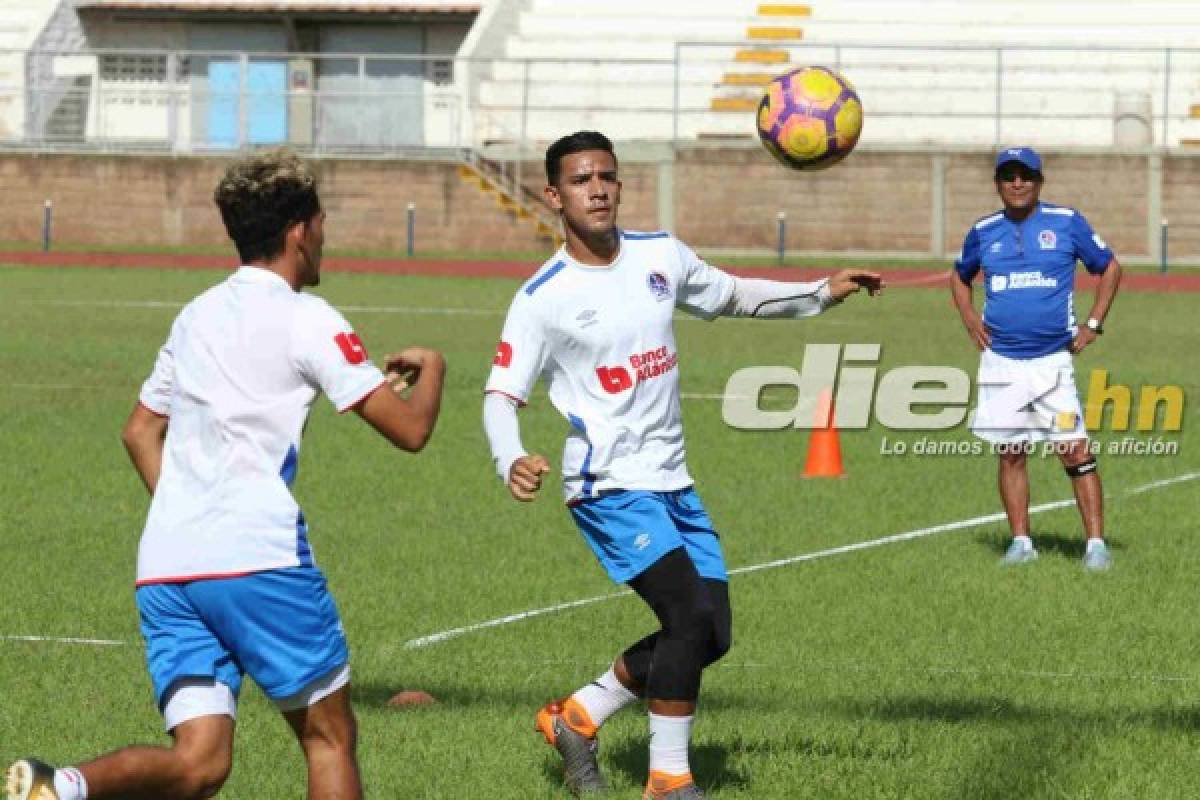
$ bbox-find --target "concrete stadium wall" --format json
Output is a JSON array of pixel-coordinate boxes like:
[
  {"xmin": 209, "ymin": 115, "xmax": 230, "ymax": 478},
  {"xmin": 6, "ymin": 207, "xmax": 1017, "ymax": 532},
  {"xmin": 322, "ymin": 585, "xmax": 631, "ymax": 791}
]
[
  {"xmin": 0, "ymin": 154, "xmax": 563, "ymax": 254},
  {"xmin": 0, "ymin": 149, "xmax": 1195, "ymax": 262}
]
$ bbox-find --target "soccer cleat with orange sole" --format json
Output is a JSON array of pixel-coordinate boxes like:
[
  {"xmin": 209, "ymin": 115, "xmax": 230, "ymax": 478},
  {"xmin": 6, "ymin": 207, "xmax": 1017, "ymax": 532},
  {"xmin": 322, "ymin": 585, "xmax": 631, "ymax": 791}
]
[
  {"xmin": 643, "ymin": 770, "xmax": 704, "ymax": 799},
  {"xmin": 5, "ymin": 759, "xmax": 59, "ymax": 800},
  {"xmin": 535, "ymin": 699, "xmax": 607, "ymax": 795}
]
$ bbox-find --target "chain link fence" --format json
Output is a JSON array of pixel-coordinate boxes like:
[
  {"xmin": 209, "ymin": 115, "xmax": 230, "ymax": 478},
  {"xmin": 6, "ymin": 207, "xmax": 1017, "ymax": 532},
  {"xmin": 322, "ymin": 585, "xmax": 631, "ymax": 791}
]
[{"xmin": 2, "ymin": 43, "xmax": 1199, "ymax": 153}]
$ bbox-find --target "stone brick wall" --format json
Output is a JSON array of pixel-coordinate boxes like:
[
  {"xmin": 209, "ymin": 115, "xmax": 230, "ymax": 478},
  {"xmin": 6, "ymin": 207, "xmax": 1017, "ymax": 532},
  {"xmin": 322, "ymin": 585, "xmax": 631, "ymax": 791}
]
[
  {"xmin": 0, "ymin": 149, "xmax": 1193, "ymax": 260},
  {"xmin": 943, "ymin": 152, "xmax": 1148, "ymax": 258},
  {"xmin": 1163, "ymin": 156, "xmax": 1200, "ymax": 259},
  {"xmin": 0, "ymin": 154, "xmax": 560, "ymax": 253},
  {"xmin": 675, "ymin": 148, "xmax": 932, "ymax": 254}
]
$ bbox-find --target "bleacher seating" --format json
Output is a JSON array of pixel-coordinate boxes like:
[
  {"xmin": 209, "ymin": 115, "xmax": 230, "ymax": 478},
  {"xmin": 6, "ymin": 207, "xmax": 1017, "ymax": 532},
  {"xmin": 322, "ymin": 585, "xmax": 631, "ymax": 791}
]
[
  {"xmin": 0, "ymin": 0, "xmax": 69, "ymax": 140},
  {"xmin": 465, "ymin": 0, "xmax": 1200, "ymax": 147}
]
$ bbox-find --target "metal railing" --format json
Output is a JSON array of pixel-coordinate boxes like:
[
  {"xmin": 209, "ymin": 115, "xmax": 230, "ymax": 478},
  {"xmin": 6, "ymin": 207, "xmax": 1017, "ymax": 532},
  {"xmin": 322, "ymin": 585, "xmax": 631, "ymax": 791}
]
[{"xmin": 2, "ymin": 43, "xmax": 1200, "ymax": 154}]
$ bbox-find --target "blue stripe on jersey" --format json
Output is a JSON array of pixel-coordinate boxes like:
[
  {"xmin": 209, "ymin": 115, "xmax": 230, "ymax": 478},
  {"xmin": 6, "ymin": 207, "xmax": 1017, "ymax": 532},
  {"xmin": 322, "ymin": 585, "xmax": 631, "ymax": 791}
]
[
  {"xmin": 567, "ymin": 413, "xmax": 597, "ymax": 497},
  {"xmin": 524, "ymin": 260, "xmax": 566, "ymax": 295},
  {"xmin": 280, "ymin": 444, "xmax": 312, "ymax": 566},
  {"xmin": 295, "ymin": 510, "xmax": 313, "ymax": 567},
  {"xmin": 621, "ymin": 230, "xmax": 669, "ymax": 240},
  {"xmin": 280, "ymin": 443, "xmax": 299, "ymax": 487}
]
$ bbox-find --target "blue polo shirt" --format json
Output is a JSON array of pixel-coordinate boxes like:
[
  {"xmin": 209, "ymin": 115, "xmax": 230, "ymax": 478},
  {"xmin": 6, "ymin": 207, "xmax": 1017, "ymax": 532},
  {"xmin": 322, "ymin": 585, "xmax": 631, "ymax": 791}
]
[{"xmin": 955, "ymin": 203, "xmax": 1114, "ymax": 359}]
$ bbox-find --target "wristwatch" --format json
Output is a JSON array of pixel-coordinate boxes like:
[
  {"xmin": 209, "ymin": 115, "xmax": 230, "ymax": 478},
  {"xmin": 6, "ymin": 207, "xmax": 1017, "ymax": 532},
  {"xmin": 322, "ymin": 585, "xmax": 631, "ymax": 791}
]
[{"xmin": 1086, "ymin": 317, "xmax": 1104, "ymax": 334}]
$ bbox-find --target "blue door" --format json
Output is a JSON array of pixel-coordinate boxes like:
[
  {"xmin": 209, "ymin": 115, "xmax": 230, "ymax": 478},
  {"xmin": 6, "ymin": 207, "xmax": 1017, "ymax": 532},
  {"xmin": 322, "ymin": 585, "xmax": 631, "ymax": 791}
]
[
  {"xmin": 206, "ymin": 60, "xmax": 286, "ymax": 148},
  {"xmin": 207, "ymin": 60, "xmax": 239, "ymax": 148},
  {"xmin": 246, "ymin": 61, "xmax": 287, "ymax": 144}
]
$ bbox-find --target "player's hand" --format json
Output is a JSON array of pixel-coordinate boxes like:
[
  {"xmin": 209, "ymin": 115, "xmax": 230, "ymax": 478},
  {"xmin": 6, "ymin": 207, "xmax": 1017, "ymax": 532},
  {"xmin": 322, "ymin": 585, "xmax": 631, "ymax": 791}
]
[
  {"xmin": 828, "ymin": 269, "xmax": 884, "ymax": 301},
  {"xmin": 960, "ymin": 312, "xmax": 991, "ymax": 351},
  {"xmin": 1070, "ymin": 327, "xmax": 1098, "ymax": 355},
  {"xmin": 508, "ymin": 454, "xmax": 551, "ymax": 502},
  {"xmin": 383, "ymin": 347, "xmax": 444, "ymax": 393}
]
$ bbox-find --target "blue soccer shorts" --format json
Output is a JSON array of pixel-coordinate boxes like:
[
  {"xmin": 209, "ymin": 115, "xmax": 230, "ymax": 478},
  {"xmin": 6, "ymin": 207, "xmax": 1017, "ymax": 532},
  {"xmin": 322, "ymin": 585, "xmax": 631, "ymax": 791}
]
[
  {"xmin": 568, "ymin": 487, "xmax": 728, "ymax": 584},
  {"xmin": 135, "ymin": 566, "xmax": 349, "ymax": 725}
]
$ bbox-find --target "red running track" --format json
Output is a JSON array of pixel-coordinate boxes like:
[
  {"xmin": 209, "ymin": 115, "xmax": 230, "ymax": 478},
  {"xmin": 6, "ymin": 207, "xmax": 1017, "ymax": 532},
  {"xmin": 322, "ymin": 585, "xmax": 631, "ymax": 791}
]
[{"xmin": 2, "ymin": 250, "xmax": 1197, "ymax": 292}]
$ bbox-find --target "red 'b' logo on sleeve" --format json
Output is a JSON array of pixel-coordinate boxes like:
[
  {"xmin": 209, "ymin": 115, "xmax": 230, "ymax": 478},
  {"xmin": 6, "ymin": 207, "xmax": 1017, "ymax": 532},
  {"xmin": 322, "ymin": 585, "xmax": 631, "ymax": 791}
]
[
  {"xmin": 493, "ymin": 341, "xmax": 514, "ymax": 367},
  {"xmin": 334, "ymin": 332, "xmax": 368, "ymax": 364}
]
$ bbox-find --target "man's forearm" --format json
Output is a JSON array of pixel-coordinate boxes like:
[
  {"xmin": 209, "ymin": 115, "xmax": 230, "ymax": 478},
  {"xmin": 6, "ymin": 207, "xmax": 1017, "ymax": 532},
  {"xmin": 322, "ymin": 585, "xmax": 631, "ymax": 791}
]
[
  {"xmin": 950, "ymin": 275, "xmax": 975, "ymax": 318},
  {"xmin": 123, "ymin": 431, "xmax": 165, "ymax": 494},
  {"xmin": 721, "ymin": 277, "xmax": 834, "ymax": 319},
  {"xmin": 1087, "ymin": 259, "xmax": 1122, "ymax": 323},
  {"xmin": 483, "ymin": 391, "xmax": 527, "ymax": 482},
  {"xmin": 122, "ymin": 405, "xmax": 168, "ymax": 495},
  {"xmin": 408, "ymin": 358, "xmax": 446, "ymax": 439}
]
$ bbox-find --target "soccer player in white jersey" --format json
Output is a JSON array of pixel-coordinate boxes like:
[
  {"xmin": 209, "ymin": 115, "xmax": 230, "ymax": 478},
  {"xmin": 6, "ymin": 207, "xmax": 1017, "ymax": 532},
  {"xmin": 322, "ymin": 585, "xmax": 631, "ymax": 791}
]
[
  {"xmin": 482, "ymin": 131, "xmax": 881, "ymax": 799},
  {"xmin": 952, "ymin": 147, "xmax": 1121, "ymax": 571},
  {"xmin": 5, "ymin": 150, "xmax": 446, "ymax": 800}
]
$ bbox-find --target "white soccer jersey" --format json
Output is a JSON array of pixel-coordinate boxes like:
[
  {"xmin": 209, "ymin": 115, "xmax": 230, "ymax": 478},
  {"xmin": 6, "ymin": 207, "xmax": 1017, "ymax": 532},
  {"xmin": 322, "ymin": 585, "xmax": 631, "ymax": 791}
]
[
  {"xmin": 135, "ymin": 266, "xmax": 385, "ymax": 585},
  {"xmin": 485, "ymin": 231, "xmax": 735, "ymax": 501}
]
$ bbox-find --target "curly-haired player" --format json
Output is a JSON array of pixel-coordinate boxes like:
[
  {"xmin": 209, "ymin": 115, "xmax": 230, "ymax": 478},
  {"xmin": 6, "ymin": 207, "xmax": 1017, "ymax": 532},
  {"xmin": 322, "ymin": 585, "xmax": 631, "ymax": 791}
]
[{"xmin": 6, "ymin": 150, "xmax": 446, "ymax": 800}]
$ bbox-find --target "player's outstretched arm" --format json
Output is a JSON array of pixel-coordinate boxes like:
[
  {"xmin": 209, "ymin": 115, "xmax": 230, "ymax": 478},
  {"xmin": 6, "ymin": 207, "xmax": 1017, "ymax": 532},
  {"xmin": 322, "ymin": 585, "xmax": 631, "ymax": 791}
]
[
  {"xmin": 122, "ymin": 403, "xmax": 168, "ymax": 494},
  {"xmin": 827, "ymin": 269, "xmax": 884, "ymax": 300},
  {"xmin": 721, "ymin": 270, "xmax": 882, "ymax": 319},
  {"xmin": 356, "ymin": 347, "xmax": 445, "ymax": 452}
]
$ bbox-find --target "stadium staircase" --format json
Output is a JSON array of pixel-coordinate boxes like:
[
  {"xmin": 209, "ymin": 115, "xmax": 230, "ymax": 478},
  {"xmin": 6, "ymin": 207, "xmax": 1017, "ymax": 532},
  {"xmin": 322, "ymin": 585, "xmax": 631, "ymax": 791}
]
[
  {"xmin": 456, "ymin": 148, "xmax": 562, "ymax": 245},
  {"xmin": 711, "ymin": 4, "xmax": 811, "ymax": 116}
]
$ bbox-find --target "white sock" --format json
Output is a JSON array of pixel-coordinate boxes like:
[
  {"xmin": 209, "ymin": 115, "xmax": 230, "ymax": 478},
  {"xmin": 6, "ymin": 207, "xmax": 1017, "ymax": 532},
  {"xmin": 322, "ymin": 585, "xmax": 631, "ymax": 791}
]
[
  {"xmin": 1087, "ymin": 537, "xmax": 1106, "ymax": 552},
  {"xmin": 1012, "ymin": 535, "xmax": 1033, "ymax": 550},
  {"xmin": 54, "ymin": 767, "xmax": 88, "ymax": 800},
  {"xmin": 648, "ymin": 712, "xmax": 693, "ymax": 776},
  {"xmin": 571, "ymin": 666, "xmax": 639, "ymax": 729}
]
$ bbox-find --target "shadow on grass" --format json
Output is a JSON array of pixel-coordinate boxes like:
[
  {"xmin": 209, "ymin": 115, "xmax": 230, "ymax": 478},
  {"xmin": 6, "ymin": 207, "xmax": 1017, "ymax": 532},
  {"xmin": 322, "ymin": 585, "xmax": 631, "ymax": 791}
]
[
  {"xmin": 976, "ymin": 529, "xmax": 1124, "ymax": 560},
  {"xmin": 353, "ymin": 682, "xmax": 776, "ymax": 715},
  {"xmin": 822, "ymin": 692, "xmax": 1200, "ymax": 733},
  {"xmin": 604, "ymin": 738, "xmax": 749, "ymax": 794}
]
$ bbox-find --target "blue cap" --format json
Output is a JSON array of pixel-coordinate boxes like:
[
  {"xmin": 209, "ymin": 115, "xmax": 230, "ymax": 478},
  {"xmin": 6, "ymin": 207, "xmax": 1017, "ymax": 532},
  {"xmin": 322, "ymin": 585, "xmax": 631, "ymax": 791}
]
[{"xmin": 995, "ymin": 146, "xmax": 1042, "ymax": 173}]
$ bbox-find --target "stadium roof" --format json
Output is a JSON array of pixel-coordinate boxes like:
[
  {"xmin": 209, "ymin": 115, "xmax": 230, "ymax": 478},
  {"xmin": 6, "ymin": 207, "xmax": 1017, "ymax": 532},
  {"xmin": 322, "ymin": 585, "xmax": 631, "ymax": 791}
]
[{"xmin": 75, "ymin": 0, "xmax": 478, "ymax": 12}]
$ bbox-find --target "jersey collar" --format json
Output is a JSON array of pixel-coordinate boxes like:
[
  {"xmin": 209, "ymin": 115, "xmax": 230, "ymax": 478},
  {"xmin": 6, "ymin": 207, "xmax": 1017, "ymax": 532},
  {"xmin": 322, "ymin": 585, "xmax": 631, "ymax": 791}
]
[{"xmin": 233, "ymin": 265, "xmax": 293, "ymax": 288}]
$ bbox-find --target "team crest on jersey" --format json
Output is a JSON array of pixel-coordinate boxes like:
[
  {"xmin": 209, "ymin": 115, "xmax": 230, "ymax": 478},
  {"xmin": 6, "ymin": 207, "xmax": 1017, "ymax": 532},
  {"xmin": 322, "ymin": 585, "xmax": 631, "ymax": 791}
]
[
  {"xmin": 1038, "ymin": 230, "xmax": 1057, "ymax": 250},
  {"xmin": 646, "ymin": 271, "xmax": 670, "ymax": 301}
]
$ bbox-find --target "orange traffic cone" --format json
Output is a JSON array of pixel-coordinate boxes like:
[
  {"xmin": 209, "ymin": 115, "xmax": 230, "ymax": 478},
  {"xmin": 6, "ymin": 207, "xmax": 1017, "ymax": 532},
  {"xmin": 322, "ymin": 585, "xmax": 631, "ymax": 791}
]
[{"xmin": 802, "ymin": 387, "xmax": 845, "ymax": 478}]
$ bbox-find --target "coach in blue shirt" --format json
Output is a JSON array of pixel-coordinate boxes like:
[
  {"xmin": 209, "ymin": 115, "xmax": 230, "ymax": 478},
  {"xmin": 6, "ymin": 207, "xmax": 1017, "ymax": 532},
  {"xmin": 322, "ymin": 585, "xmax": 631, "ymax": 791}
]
[{"xmin": 952, "ymin": 147, "xmax": 1122, "ymax": 571}]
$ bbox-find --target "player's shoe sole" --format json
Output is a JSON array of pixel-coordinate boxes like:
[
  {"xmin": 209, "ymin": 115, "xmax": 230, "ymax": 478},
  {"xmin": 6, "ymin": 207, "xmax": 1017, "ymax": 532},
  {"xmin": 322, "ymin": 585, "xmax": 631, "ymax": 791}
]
[
  {"xmin": 5, "ymin": 759, "xmax": 59, "ymax": 800},
  {"xmin": 643, "ymin": 775, "xmax": 705, "ymax": 799},
  {"xmin": 535, "ymin": 700, "xmax": 608, "ymax": 795}
]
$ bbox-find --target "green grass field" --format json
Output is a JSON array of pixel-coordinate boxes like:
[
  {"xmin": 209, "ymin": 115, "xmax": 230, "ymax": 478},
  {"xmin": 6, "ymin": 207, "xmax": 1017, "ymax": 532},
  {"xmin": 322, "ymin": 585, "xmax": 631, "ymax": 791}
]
[{"xmin": 1, "ymin": 263, "xmax": 1198, "ymax": 799}]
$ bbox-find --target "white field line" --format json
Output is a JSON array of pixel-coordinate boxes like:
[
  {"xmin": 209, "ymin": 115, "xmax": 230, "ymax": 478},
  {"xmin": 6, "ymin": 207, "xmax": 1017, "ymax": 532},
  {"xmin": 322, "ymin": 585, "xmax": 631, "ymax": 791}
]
[
  {"xmin": 403, "ymin": 471, "xmax": 1200, "ymax": 649},
  {"xmin": 1, "ymin": 634, "xmax": 124, "ymax": 646},
  {"xmin": 4, "ymin": 465, "xmax": 1194, "ymax": 651}
]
